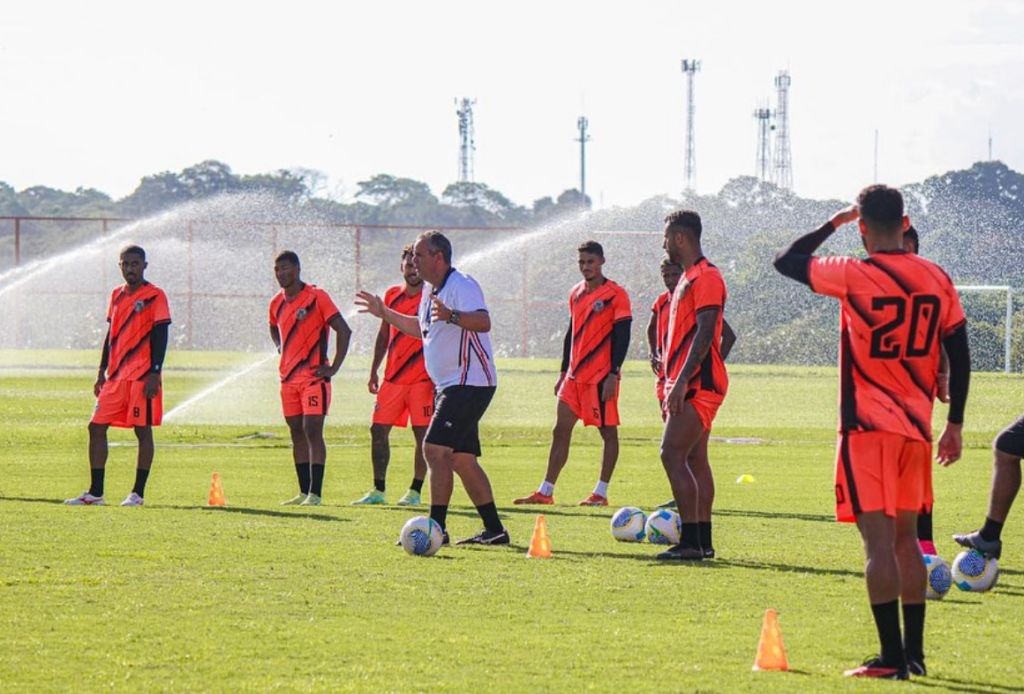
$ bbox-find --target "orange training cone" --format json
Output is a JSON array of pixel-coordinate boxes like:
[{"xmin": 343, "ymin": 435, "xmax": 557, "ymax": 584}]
[
  {"xmin": 208, "ymin": 472, "xmax": 227, "ymax": 507},
  {"xmin": 753, "ymin": 608, "xmax": 789, "ymax": 671},
  {"xmin": 526, "ymin": 514, "xmax": 552, "ymax": 558}
]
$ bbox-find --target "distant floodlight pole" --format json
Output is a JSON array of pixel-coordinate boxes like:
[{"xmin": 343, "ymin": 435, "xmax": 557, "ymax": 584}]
[
  {"xmin": 575, "ymin": 116, "xmax": 591, "ymax": 204},
  {"xmin": 682, "ymin": 59, "xmax": 701, "ymax": 192},
  {"xmin": 772, "ymin": 70, "xmax": 793, "ymax": 190},
  {"xmin": 753, "ymin": 105, "xmax": 774, "ymax": 182},
  {"xmin": 456, "ymin": 98, "xmax": 476, "ymax": 183}
]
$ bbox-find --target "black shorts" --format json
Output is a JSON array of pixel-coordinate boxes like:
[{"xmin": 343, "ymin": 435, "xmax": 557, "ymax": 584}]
[
  {"xmin": 425, "ymin": 385, "xmax": 496, "ymax": 457},
  {"xmin": 995, "ymin": 412, "xmax": 1024, "ymax": 458}
]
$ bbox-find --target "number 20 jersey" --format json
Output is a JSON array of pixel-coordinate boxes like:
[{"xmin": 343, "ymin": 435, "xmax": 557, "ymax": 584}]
[{"xmin": 809, "ymin": 251, "xmax": 965, "ymax": 442}]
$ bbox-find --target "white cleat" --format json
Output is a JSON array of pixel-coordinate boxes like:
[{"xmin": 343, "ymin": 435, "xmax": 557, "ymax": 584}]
[
  {"xmin": 65, "ymin": 492, "xmax": 105, "ymax": 506},
  {"xmin": 120, "ymin": 492, "xmax": 144, "ymax": 507}
]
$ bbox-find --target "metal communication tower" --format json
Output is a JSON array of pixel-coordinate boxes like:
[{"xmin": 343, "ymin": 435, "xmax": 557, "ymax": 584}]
[
  {"xmin": 575, "ymin": 116, "xmax": 591, "ymax": 203},
  {"xmin": 771, "ymin": 70, "xmax": 793, "ymax": 190},
  {"xmin": 753, "ymin": 105, "xmax": 774, "ymax": 183},
  {"xmin": 455, "ymin": 98, "xmax": 476, "ymax": 183},
  {"xmin": 681, "ymin": 59, "xmax": 701, "ymax": 192}
]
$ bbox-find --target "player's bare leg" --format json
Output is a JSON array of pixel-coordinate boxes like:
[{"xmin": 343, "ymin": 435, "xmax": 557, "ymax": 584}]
[
  {"xmin": 895, "ymin": 510, "xmax": 927, "ymax": 674},
  {"xmin": 301, "ymin": 415, "xmax": 327, "ymax": 504},
  {"xmin": 658, "ymin": 402, "xmax": 705, "ymax": 558},
  {"xmin": 281, "ymin": 415, "xmax": 311, "ymax": 503},
  {"xmin": 121, "ymin": 425, "xmax": 154, "ymax": 506},
  {"xmin": 88, "ymin": 422, "xmax": 109, "ymax": 470},
  {"xmin": 688, "ymin": 430, "xmax": 715, "ymax": 556},
  {"xmin": 411, "ymin": 425, "xmax": 428, "ymax": 483},
  {"xmin": 598, "ymin": 426, "xmax": 618, "ymax": 484},
  {"xmin": 424, "ymin": 442, "xmax": 507, "ymax": 544},
  {"xmin": 424, "ymin": 442, "xmax": 455, "ymax": 506},
  {"xmin": 854, "ymin": 511, "xmax": 907, "ymax": 674},
  {"xmin": 514, "ymin": 400, "xmax": 577, "ymax": 505},
  {"xmin": 988, "ymin": 448, "xmax": 1022, "ymax": 523},
  {"xmin": 370, "ymin": 423, "xmax": 392, "ymax": 484}
]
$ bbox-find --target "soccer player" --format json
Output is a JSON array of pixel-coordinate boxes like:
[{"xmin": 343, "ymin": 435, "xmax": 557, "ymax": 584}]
[
  {"xmin": 355, "ymin": 231, "xmax": 509, "ymax": 546},
  {"xmin": 513, "ymin": 240, "xmax": 633, "ymax": 507},
  {"xmin": 954, "ymin": 412, "xmax": 1023, "ymax": 560},
  {"xmin": 270, "ymin": 251, "xmax": 351, "ymax": 507},
  {"xmin": 774, "ymin": 185, "xmax": 971, "ymax": 679},
  {"xmin": 352, "ymin": 245, "xmax": 431, "ymax": 506},
  {"xmin": 66, "ymin": 245, "xmax": 171, "ymax": 507},
  {"xmin": 904, "ymin": 225, "xmax": 950, "ymax": 556},
  {"xmin": 657, "ymin": 211, "xmax": 729, "ymax": 560}
]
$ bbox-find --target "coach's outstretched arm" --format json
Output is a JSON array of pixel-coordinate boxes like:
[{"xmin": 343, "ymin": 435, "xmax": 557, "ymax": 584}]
[
  {"xmin": 428, "ymin": 295, "xmax": 490, "ymax": 333},
  {"xmin": 774, "ymin": 205, "xmax": 860, "ymax": 284},
  {"xmin": 356, "ymin": 291, "xmax": 422, "ymax": 338}
]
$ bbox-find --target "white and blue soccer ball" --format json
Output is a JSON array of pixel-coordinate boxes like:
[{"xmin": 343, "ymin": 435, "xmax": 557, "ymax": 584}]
[
  {"xmin": 951, "ymin": 550, "xmax": 999, "ymax": 592},
  {"xmin": 610, "ymin": 506, "xmax": 647, "ymax": 542},
  {"xmin": 923, "ymin": 554, "xmax": 953, "ymax": 600},
  {"xmin": 645, "ymin": 509, "xmax": 682, "ymax": 545},
  {"xmin": 399, "ymin": 516, "xmax": 445, "ymax": 557}
]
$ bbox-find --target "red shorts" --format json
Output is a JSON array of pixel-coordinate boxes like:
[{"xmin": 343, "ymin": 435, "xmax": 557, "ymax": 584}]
[
  {"xmin": 663, "ymin": 384, "xmax": 723, "ymax": 431},
  {"xmin": 281, "ymin": 379, "xmax": 331, "ymax": 418},
  {"xmin": 92, "ymin": 379, "xmax": 163, "ymax": 428},
  {"xmin": 373, "ymin": 380, "xmax": 435, "ymax": 427},
  {"xmin": 558, "ymin": 377, "xmax": 620, "ymax": 428},
  {"xmin": 835, "ymin": 431, "xmax": 933, "ymax": 523}
]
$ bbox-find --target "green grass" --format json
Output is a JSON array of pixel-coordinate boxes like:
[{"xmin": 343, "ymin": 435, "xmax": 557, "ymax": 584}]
[{"xmin": 1, "ymin": 351, "xmax": 1022, "ymax": 693}]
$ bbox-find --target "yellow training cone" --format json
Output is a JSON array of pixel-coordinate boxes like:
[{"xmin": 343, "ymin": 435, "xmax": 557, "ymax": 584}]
[{"xmin": 736, "ymin": 474, "xmax": 757, "ymax": 484}]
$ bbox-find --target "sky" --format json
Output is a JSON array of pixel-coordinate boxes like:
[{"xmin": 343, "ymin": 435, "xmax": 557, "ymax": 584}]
[{"xmin": 2, "ymin": 0, "xmax": 1023, "ymax": 209}]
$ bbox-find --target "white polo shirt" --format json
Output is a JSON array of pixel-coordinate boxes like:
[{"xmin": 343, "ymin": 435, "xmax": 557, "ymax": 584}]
[{"xmin": 418, "ymin": 268, "xmax": 497, "ymax": 390}]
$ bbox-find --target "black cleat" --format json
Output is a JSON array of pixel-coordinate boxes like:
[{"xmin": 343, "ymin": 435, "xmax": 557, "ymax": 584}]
[
  {"xmin": 907, "ymin": 656, "xmax": 926, "ymax": 677},
  {"xmin": 953, "ymin": 530, "xmax": 1002, "ymax": 559},
  {"xmin": 843, "ymin": 656, "xmax": 909, "ymax": 680},
  {"xmin": 703, "ymin": 547, "xmax": 716, "ymax": 559},
  {"xmin": 455, "ymin": 528, "xmax": 511, "ymax": 546},
  {"xmin": 655, "ymin": 543, "xmax": 704, "ymax": 561}
]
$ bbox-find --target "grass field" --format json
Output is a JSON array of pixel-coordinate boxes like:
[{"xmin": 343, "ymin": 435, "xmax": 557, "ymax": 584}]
[{"xmin": 1, "ymin": 350, "xmax": 1022, "ymax": 693}]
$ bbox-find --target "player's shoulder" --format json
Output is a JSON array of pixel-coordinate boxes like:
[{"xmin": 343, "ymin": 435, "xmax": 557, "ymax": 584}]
[
  {"xmin": 652, "ymin": 291, "xmax": 671, "ymax": 311},
  {"xmin": 605, "ymin": 278, "xmax": 630, "ymax": 298},
  {"xmin": 269, "ymin": 289, "xmax": 285, "ymax": 309},
  {"xmin": 569, "ymin": 280, "xmax": 587, "ymax": 297},
  {"xmin": 384, "ymin": 284, "xmax": 404, "ymax": 302},
  {"xmin": 143, "ymin": 282, "xmax": 168, "ymax": 300},
  {"xmin": 903, "ymin": 253, "xmax": 956, "ymax": 285},
  {"xmin": 308, "ymin": 284, "xmax": 336, "ymax": 302}
]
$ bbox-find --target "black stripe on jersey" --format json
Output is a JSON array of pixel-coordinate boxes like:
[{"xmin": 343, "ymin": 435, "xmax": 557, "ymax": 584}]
[
  {"xmin": 146, "ymin": 396, "xmax": 153, "ymax": 426},
  {"xmin": 110, "ymin": 296, "xmax": 157, "ymax": 350},
  {"xmin": 863, "ymin": 257, "xmax": 914, "ymax": 296},
  {"xmin": 699, "ymin": 350, "xmax": 715, "ymax": 392},
  {"xmin": 278, "ymin": 296, "xmax": 317, "ymax": 359},
  {"xmin": 320, "ymin": 382, "xmax": 329, "ymax": 415},
  {"xmin": 109, "ymin": 334, "xmax": 151, "ymax": 381},
  {"xmin": 840, "ymin": 327, "xmax": 861, "ymax": 433},
  {"xmin": 388, "ymin": 348, "xmax": 424, "ymax": 382},
  {"xmin": 840, "ymin": 434, "xmax": 862, "ymax": 515},
  {"xmin": 283, "ymin": 342, "xmax": 320, "ymax": 382},
  {"xmin": 597, "ymin": 380, "xmax": 608, "ymax": 426},
  {"xmin": 572, "ymin": 295, "xmax": 617, "ymax": 344},
  {"xmin": 665, "ymin": 325, "xmax": 698, "ymax": 378},
  {"xmin": 695, "ymin": 305, "xmax": 723, "ymax": 315},
  {"xmin": 844, "ymin": 295, "xmax": 934, "ymax": 402},
  {"xmin": 571, "ymin": 332, "xmax": 612, "ymax": 374},
  {"xmin": 850, "ymin": 357, "xmax": 932, "ymax": 441}
]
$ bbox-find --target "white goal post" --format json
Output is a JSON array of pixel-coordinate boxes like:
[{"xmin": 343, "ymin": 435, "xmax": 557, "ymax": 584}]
[{"xmin": 956, "ymin": 285, "xmax": 1014, "ymax": 374}]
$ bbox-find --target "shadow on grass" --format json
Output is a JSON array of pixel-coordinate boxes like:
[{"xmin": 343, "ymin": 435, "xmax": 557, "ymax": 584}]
[
  {"xmin": 0, "ymin": 496, "xmax": 66, "ymax": 505},
  {"xmin": 715, "ymin": 508, "xmax": 834, "ymax": 524},
  {"xmin": 912, "ymin": 676, "xmax": 1023, "ymax": 694},
  {"xmin": 352, "ymin": 505, "xmax": 601, "ymax": 520},
  {"xmin": 715, "ymin": 557, "xmax": 863, "ymax": 579},
  {"xmin": 551, "ymin": 548, "xmax": 730, "ymax": 567},
  {"xmin": 165, "ymin": 505, "xmax": 349, "ymax": 523}
]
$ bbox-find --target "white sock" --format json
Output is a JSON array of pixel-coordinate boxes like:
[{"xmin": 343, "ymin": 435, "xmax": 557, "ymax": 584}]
[
  {"xmin": 539, "ymin": 480, "xmax": 555, "ymax": 496},
  {"xmin": 593, "ymin": 480, "xmax": 609, "ymax": 498}
]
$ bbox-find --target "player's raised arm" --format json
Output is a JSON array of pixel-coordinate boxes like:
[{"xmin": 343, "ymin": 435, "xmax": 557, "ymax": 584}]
[
  {"xmin": 368, "ymin": 317, "xmax": 389, "ymax": 394},
  {"xmin": 774, "ymin": 205, "xmax": 859, "ymax": 285},
  {"xmin": 356, "ymin": 291, "xmax": 422, "ymax": 338},
  {"xmin": 720, "ymin": 317, "xmax": 737, "ymax": 361}
]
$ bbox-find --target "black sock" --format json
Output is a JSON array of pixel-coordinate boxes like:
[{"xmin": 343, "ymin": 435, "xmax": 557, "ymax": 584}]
[
  {"xmin": 411, "ymin": 477, "xmax": 424, "ymax": 493},
  {"xmin": 870, "ymin": 600, "xmax": 905, "ymax": 667},
  {"xmin": 917, "ymin": 511, "xmax": 934, "ymax": 542},
  {"xmin": 699, "ymin": 521, "xmax": 713, "ymax": 550},
  {"xmin": 476, "ymin": 502, "xmax": 504, "ymax": 533},
  {"xmin": 374, "ymin": 478, "xmax": 386, "ymax": 494},
  {"xmin": 132, "ymin": 468, "xmax": 150, "ymax": 497},
  {"xmin": 295, "ymin": 463, "xmax": 311, "ymax": 494},
  {"xmin": 902, "ymin": 602, "xmax": 926, "ymax": 662},
  {"xmin": 430, "ymin": 504, "xmax": 448, "ymax": 531},
  {"xmin": 981, "ymin": 517, "xmax": 1004, "ymax": 542},
  {"xmin": 310, "ymin": 464, "xmax": 325, "ymax": 496},
  {"xmin": 89, "ymin": 468, "xmax": 105, "ymax": 497},
  {"xmin": 680, "ymin": 522, "xmax": 700, "ymax": 549}
]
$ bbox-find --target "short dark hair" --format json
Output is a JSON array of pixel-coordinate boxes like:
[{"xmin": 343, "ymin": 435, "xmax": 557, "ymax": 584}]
[
  {"xmin": 664, "ymin": 210, "xmax": 702, "ymax": 239},
  {"xmin": 401, "ymin": 244, "xmax": 414, "ymax": 261},
  {"xmin": 120, "ymin": 245, "xmax": 146, "ymax": 261},
  {"xmin": 275, "ymin": 250, "xmax": 300, "ymax": 266},
  {"xmin": 418, "ymin": 231, "xmax": 452, "ymax": 264},
  {"xmin": 904, "ymin": 225, "xmax": 919, "ymax": 253},
  {"xmin": 857, "ymin": 185, "xmax": 904, "ymax": 234},
  {"xmin": 577, "ymin": 240, "xmax": 604, "ymax": 257},
  {"xmin": 659, "ymin": 255, "xmax": 683, "ymax": 272}
]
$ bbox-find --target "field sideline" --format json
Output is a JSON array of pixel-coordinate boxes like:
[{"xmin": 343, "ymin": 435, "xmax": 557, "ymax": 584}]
[{"xmin": 1, "ymin": 350, "xmax": 1022, "ymax": 693}]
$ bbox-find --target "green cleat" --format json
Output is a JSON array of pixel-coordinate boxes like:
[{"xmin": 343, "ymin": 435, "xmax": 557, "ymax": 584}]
[
  {"xmin": 396, "ymin": 489, "xmax": 422, "ymax": 506},
  {"xmin": 281, "ymin": 493, "xmax": 308, "ymax": 506},
  {"xmin": 300, "ymin": 493, "xmax": 323, "ymax": 506},
  {"xmin": 350, "ymin": 489, "xmax": 386, "ymax": 505}
]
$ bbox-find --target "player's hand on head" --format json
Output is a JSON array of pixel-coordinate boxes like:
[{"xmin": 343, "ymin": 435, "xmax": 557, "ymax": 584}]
[
  {"xmin": 429, "ymin": 295, "xmax": 451, "ymax": 323},
  {"xmin": 830, "ymin": 205, "xmax": 859, "ymax": 228}
]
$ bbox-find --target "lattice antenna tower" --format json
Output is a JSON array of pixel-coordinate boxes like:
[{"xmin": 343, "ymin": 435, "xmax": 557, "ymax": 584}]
[
  {"xmin": 575, "ymin": 116, "xmax": 591, "ymax": 203},
  {"xmin": 681, "ymin": 59, "xmax": 701, "ymax": 192},
  {"xmin": 456, "ymin": 98, "xmax": 477, "ymax": 183},
  {"xmin": 772, "ymin": 70, "xmax": 793, "ymax": 190},
  {"xmin": 753, "ymin": 104, "xmax": 774, "ymax": 182}
]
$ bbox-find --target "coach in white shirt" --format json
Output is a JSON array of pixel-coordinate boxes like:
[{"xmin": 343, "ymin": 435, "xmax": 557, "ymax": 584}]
[{"xmin": 356, "ymin": 231, "xmax": 509, "ymax": 547}]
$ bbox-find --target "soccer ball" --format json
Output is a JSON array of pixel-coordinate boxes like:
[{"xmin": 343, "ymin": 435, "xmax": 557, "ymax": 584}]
[
  {"xmin": 610, "ymin": 506, "xmax": 647, "ymax": 542},
  {"xmin": 645, "ymin": 509, "xmax": 682, "ymax": 545},
  {"xmin": 922, "ymin": 554, "xmax": 952, "ymax": 600},
  {"xmin": 951, "ymin": 550, "xmax": 999, "ymax": 592},
  {"xmin": 399, "ymin": 516, "xmax": 444, "ymax": 557}
]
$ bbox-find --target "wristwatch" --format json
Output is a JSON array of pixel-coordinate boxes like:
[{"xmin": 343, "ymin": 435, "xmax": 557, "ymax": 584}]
[{"xmin": 447, "ymin": 310, "xmax": 461, "ymax": 325}]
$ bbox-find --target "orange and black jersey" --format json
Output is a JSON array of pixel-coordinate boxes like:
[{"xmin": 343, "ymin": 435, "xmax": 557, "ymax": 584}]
[
  {"xmin": 809, "ymin": 251, "xmax": 966, "ymax": 441},
  {"xmin": 269, "ymin": 284, "xmax": 341, "ymax": 384},
  {"xmin": 651, "ymin": 290, "xmax": 672, "ymax": 381},
  {"xmin": 665, "ymin": 257, "xmax": 728, "ymax": 397},
  {"xmin": 382, "ymin": 285, "xmax": 429, "ymax": 385},
  {"xmin": 104, "ymin": 282, "xmax": 172, "ymax": 383},
  {"xmin": 565, "ymin": 279, "xmax": 632, "ymax": 384}
]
